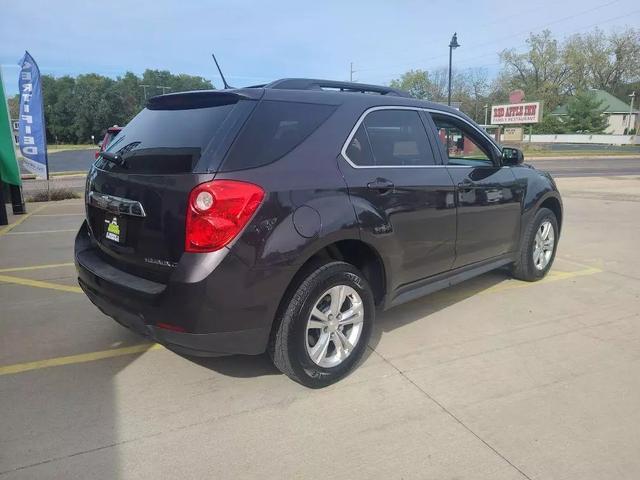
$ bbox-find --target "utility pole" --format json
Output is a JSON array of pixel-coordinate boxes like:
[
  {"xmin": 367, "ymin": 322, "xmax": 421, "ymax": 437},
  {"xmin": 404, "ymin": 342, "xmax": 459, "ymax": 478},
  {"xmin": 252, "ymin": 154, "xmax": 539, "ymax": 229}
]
[
  {"xmin": 158, "ymin": 86, "xmax": 171, "ymax": 95},
  {"xmin": 484, "ymin": 104, "xmax": 489, "ymax": 126},
  {"xmin": 350, "ymin": 62, "xmax": 355, "ymax": 82},
  {"xmin": 628, "ymin": 91, "xmax": 636, "ymax": 133},
  {"xmin": 447, "ymin": 33, "xmax": 460, "ymax": 107},
  {"xmin": 140, "ymin": 84, "xmax": 152, "ymax": 100}
]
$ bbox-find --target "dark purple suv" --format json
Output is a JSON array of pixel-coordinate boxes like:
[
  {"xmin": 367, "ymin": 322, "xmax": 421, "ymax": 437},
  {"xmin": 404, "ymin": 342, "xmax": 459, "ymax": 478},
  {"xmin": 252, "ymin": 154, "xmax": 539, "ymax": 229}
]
[{"xmin": 75, "ymin": 79, "xmax": 562, "ymax": 387}]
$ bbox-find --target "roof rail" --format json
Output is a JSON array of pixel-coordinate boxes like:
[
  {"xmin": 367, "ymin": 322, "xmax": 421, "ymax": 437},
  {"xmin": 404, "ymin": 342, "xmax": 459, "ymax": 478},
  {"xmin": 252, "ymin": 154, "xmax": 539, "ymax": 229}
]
[{"xmin": 263, "ymin": 78, "xmax": 411, "ymax": 97}]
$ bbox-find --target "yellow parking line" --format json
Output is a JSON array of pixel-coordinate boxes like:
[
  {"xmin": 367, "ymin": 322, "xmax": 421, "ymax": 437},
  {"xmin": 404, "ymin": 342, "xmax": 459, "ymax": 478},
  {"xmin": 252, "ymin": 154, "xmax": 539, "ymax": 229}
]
[
  {"xmin": 483, "ymin": 266, "xmax": 601, "ymax": 294},
  {"xmin": 0, "ymin": 262, "xmax": 75, "ymax": 273},
  {"xmin": 0, "ymin": 204, "xmax": 47, "ymax": 236},
  {"xmin": 0, "ymin": 265, "xmax": 604, "ymax": 377},
  {"xmin": 33, "ymin": 213, "xmax": 85, "ymax": 217},
  {"xmin": 0, "ymin": 344, "xmax": 164, "ymax": 376},
  {"xmin": 0, "ymin": 274, "xmax": 82, "ymax": 293},
  {"xmin": 5, "ymin": 229, "xmax": 77, "ymax": 235}
]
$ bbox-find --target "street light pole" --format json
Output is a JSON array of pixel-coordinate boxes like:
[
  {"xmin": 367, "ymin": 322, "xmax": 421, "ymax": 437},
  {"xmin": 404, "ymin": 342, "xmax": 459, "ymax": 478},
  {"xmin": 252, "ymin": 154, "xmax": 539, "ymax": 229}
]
[
  {"xmin": 628, "ymin": 91, "xmax": 636, "ymax": 133},
  {"xmin": 448, "ymin": 33, "xmax": 460, "ymax": 107}
]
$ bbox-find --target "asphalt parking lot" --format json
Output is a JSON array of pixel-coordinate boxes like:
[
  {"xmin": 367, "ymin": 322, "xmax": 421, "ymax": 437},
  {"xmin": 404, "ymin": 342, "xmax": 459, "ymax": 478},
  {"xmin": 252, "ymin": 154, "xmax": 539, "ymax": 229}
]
[{"xmin": 1, "ymin": 175, "xmax": 639, "ymax": 479}]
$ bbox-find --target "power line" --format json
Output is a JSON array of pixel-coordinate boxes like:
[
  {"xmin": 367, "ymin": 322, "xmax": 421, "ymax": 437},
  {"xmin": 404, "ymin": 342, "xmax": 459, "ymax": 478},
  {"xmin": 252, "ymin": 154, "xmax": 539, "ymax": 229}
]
[
  {"xmin": 356, "ymin": 0, "xmax": 623, "ymax": 75},
  {"xmin": 360, "ymin": 7, "xmax": 640, "ymax": 84}
]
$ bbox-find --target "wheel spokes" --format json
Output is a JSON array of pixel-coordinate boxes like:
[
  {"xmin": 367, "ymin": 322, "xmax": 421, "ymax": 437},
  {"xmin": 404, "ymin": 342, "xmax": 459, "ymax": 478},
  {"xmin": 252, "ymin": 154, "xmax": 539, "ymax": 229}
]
[
  {"xmin": 332, "ymin": 333, "xmax": 346, "ymax": 360},
  {"xmin": 311, "ymin": 307, "xmax": 329, "ymax": 323},
  {"xmin": 308, "ymin": 318, "xmax": 326, "ymax": 330},
  {"xmin": 310, "ymin": 332, "xmax": 331, "ymax": 363},
  {"xmin": 533, "ymin": 220, "xmax": 555, "ymax": 270},
  {"xmin": 334, "ymin": 330, "xmax": 354, "ymax": 354},
  {"xmin": 306, "ymin": 284, "xmax": 365, "ymax": 368},
  {"xmin": 338, "ymin": 304, "xmax": 364, "ymax": 325},
  {"xmin": 328, "ymin": 285, "xmax": 346, "ymax": 316},
  {"xmin": 541, "ymin": 222, "xmax": 551, "ymax": 241}
]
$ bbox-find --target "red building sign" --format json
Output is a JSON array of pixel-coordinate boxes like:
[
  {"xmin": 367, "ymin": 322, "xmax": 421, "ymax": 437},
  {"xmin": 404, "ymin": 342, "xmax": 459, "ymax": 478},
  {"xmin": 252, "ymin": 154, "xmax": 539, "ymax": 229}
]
[{"xmin": 490, "ymin": 101, "xmax": 542, "ymax": 124}]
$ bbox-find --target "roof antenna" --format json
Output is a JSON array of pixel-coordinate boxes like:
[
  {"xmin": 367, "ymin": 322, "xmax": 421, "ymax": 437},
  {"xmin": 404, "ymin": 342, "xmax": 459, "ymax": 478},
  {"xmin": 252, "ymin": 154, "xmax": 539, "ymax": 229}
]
[{"xmin": 211, "ymin": 53, "xmax": 232, "ymax": 89}]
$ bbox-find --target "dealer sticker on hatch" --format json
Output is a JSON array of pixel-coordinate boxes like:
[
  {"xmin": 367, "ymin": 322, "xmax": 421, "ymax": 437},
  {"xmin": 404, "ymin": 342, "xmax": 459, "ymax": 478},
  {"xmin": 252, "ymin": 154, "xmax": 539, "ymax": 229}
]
[{"xmin": 105, "ymin": 217, "xmax": 122, "ymax": 242}]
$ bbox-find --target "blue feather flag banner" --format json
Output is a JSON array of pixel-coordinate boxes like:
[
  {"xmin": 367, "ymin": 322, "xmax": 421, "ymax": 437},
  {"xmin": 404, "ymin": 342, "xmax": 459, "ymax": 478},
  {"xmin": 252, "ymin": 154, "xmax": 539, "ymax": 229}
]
[{"xmin": 18, "ymin": 51, "xmax": 49, "ymax": 179}]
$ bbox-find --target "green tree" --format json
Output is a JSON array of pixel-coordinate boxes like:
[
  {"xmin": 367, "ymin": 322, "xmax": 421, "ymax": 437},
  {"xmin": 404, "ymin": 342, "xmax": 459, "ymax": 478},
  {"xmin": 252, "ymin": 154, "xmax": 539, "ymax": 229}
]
[
  {"xmin": 564, "ymin": 28, "xmax": 640, "ymax": 93},
  {"xmin": 42, "ymin": 75, "xmax": 78, "ymax": 143},
  {"xmin": 140, "ymin": 69, "xmax": 213, "ymax": 99},
  {"xmin": 564, "ymin": 91, "xmax": 608, "ymax": 133},
  {"xmin": 390, "ymin": 70, "xmax": 433, "ymax": 99},
  {"xmin": 532, "ymin": 113, "xmax": 567, "ymax": 134},
  {"xmin": 31, "ymin": 69, "xmax": 215, "ymax": 144},
  {"xmin": 8, "ymin": 94, "xmax": 19, "ymax": 119},
  {"xmin": 115, "ymin": 71, "xmax": 145, "ymax": 123},
  {"xmin": 73, "ymin": 74, "xmax": 119, "ymax": 143},
  {"xmin": 389, "ymin": 68, "xmax": 492, "ymax": 122},
  {"xmin": 499, "ymin": 30, "xmax": 572, "ymax": 111}
]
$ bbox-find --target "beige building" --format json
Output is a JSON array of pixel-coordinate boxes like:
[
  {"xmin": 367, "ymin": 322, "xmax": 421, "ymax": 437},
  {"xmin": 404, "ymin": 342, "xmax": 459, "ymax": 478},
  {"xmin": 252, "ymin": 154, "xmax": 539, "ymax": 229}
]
[{"xmin": 552, "ymin": 89, "xmax": 638, "ymax": 135}]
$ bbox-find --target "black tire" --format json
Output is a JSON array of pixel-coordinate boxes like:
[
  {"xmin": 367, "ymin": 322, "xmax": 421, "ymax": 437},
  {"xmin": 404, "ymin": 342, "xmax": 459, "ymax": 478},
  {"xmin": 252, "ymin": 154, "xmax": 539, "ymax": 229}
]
[
  {"xmin": 511, "ymin": 207, "xmax": 559, "ymax": 282},
  {"xmin": 269, "ymin": 261, "xmax": 375, "ymax": 388}
]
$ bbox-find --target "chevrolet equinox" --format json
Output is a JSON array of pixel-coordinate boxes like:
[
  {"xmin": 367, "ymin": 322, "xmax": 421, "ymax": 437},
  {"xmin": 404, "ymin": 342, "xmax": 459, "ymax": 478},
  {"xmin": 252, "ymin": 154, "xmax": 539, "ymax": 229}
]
[{"xmin": 75, "ymin": 78, "xmax": 562, "ymax": 388}]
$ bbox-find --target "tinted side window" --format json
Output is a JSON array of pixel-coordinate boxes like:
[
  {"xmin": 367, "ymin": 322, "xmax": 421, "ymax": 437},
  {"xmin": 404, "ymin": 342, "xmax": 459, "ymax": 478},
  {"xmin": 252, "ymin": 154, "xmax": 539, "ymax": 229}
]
[
  {"xmin": 345, "ymin": 124, "xmax": 375, "ymax": 166},
  {"xmin": 431, "ymin": 114, "xmax": 494, "ymax": 167},
  {"xmin": 347, "ymin": 109, "xmax": 435, "ymax": 167},
  {"xmin": 222, "ymin": 100, "xmax": 336, "ymax": 171}
]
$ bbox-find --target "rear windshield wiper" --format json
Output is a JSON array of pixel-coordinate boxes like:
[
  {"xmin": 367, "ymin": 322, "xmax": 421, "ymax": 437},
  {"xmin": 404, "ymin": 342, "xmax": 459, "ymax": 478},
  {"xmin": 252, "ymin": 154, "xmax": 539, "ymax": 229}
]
[{"xmin": 99, "ymin": 151, "xmax": 127, "ymax": 168}]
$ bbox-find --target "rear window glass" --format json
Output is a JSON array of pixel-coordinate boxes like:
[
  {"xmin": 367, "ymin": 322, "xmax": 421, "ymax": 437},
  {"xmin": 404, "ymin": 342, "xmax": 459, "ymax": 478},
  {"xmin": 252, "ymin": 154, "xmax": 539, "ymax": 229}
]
[
  {"xmin": 221, "ymin": 100, "xmax": 336, "ymax": 171},
  {"xmin": 95, "ymin": 102, "xmax": 238, "ymax": 174}
]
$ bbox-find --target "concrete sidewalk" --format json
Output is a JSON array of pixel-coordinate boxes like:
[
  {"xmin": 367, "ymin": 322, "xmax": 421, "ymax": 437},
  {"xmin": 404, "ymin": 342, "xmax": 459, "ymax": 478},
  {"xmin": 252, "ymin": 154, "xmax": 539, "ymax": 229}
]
[{"xmin": 1, "ymin": 177, "xmax": 639, "ymax": 479}]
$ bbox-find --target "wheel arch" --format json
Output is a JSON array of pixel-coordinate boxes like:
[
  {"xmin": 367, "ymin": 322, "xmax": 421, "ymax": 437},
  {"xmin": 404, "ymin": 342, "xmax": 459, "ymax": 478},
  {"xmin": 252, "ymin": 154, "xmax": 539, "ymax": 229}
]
[
  {"xmin": 538, "ymin": 193, "xmax": 563, "ymax": 233},
  {"xmin": 290, "ymin": 239, "xmax": 386, "ymax": 307},
  {"xmin": 269, "ymin": 239, "xmax": 387, "ymax": 343}
]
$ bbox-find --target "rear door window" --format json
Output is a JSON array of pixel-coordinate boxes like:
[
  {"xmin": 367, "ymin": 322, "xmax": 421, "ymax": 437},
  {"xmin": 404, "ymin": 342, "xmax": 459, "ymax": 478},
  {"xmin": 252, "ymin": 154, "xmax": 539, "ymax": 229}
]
[
  {"xmin": 345, "ymin": 109, "xmax": 437, "ymax": 167},
  {"xmin": 220, "ymin": 100, "xmax": 336, "ymax": 171},
  {"xmin": 95, "ymin": 101, "xmax": 242, "ymax": 174}
]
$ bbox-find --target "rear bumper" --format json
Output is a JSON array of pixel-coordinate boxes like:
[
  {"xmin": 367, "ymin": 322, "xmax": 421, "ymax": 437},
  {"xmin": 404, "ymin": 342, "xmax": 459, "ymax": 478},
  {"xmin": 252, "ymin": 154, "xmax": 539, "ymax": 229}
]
[
  {"xmin": 78, "ymin": 280, "xmax": 267, "ymax": 356},
  {"xmin": 74, "ymin": 221, "xmax": 292, "ymax": 356}
]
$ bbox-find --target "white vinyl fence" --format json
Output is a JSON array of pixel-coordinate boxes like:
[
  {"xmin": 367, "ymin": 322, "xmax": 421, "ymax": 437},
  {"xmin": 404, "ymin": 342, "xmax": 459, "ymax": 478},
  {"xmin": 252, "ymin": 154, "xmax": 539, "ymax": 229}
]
[{"xmin": 527, "ymin": 134, "xmax": 640, "ymax": 145}]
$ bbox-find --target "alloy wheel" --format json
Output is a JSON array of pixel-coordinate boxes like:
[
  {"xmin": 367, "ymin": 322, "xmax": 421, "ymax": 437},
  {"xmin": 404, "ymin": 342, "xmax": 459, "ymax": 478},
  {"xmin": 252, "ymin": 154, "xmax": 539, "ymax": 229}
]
[
  {"xmin": 533, "ymin": 220, "xmax": 555, "ymax": 270},
  {"xmin": 305, "ymin": 285, "xmax": 365, "ymax": 368}
]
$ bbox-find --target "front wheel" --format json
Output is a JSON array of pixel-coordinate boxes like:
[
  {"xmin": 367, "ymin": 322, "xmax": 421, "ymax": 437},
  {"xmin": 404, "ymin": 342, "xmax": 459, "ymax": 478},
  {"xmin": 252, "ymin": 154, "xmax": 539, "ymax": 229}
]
[
  {"xmin": 511, "ymin": 207, "xmax": 559, "ymax": 282},
  {"xmin": 269, "ymin": 261, "xmax": 375, "ymax": 388}
]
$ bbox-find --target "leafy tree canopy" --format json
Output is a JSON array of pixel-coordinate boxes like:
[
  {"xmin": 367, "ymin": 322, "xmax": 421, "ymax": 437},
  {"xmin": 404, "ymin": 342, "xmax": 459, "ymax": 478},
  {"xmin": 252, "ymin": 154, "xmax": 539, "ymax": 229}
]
[{"xmin": 9, "ymin": 69, "xmax": 213, "ymax": 144}]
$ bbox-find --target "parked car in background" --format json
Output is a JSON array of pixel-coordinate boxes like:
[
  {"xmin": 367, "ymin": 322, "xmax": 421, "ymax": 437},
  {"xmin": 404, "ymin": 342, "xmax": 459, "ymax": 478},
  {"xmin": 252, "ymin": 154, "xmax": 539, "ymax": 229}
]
[
  {"xmin": 94, "ymin": 125, "xmax": 123, "ymax": 159},
  {"xmin": 76, "ymin": 79, "xmax": 562, "ymax": 388}
]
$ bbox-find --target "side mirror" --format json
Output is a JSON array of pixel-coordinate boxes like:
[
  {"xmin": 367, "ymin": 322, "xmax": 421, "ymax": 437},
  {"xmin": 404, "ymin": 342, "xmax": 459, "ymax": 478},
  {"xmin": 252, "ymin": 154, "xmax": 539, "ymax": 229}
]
[{"xmin": 502, "ymin": 147, "xmax": 524, "ymax": 166}]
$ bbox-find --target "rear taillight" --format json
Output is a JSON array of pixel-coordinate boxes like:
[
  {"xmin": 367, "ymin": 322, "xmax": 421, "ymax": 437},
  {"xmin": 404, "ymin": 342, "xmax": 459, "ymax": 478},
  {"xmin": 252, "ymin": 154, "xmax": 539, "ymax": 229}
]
[{"xmin": 185, "ymin": 180, "xmax": 265, "ymax": 253}]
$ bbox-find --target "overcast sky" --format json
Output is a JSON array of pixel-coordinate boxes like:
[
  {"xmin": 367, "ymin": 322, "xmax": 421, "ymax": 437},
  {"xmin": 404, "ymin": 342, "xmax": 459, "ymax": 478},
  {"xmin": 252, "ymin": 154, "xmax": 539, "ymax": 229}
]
[{"xmin": 2, "ymin": 0, "xmax": 639, "ymax": 95}]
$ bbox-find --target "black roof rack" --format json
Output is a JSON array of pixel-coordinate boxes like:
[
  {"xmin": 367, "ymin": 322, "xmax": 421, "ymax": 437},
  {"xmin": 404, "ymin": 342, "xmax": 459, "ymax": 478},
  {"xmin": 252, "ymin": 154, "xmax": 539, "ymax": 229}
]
[{"xmin": 262, "ymin": 78, "xmax": 410, "ymax": 97}]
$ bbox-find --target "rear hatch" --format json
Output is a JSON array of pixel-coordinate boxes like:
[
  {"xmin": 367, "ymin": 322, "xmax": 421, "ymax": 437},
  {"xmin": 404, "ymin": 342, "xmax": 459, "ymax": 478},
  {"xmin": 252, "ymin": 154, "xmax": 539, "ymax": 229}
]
[{"xmin": 86, "ymin": 90, "xmax": 259, "ymax": 282}]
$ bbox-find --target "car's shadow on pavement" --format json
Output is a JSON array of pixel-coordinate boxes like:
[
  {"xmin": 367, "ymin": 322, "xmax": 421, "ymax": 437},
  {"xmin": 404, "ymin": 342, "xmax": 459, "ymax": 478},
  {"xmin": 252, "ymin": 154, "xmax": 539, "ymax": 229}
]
[
  {"xmin": 175, "ymin": 269, "xmax": 511, "ymax": 380},
  {"xmin": 181, "ymin": 352, "xmax": 280, "ymax": 378}
]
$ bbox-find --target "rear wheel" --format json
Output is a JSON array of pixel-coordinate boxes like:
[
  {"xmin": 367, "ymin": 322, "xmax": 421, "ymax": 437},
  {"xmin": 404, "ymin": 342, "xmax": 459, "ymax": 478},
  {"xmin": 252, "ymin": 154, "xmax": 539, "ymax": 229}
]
[
  {"xmin": 269, "ymin": 261, "xmax": 374, "ymax": 388},
  {"xmin": 511, "ymin": 207, "xmax": 558, "ymax": 281}
]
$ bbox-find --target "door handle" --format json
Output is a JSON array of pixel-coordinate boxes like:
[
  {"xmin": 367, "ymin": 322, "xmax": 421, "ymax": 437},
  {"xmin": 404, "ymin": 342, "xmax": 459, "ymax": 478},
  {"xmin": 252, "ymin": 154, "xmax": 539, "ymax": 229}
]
[
  {"xmin": 367, "ymin": 179, "xmax": 394, "ymax": 194},
  {"xmin": 458, "ymin": 180, "xmax": 477, "ymax": 191}
]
